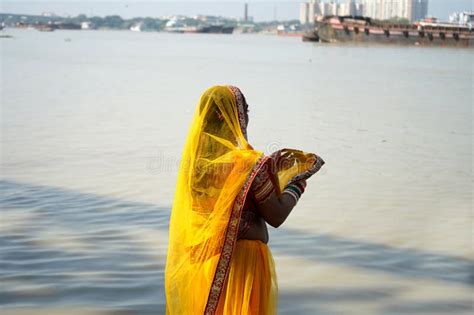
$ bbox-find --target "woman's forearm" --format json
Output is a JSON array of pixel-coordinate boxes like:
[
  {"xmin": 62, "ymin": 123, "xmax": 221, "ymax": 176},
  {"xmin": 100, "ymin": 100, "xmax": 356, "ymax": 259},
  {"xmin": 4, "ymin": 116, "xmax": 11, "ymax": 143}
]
[
  {"xmin": 257, "ymin": 181, "xmax": 307, "ymax": 228},
  {"xmin": 272, "ymin": 193, "xmax": 298, "ymax": 227}
]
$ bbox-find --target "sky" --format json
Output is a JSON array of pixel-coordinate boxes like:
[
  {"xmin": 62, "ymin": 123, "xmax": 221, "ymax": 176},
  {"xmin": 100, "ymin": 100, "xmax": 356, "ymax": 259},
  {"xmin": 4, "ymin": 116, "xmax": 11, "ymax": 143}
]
[{"xmin": 1, "ymin": 0, "xmax": 473, "ymax": 21}]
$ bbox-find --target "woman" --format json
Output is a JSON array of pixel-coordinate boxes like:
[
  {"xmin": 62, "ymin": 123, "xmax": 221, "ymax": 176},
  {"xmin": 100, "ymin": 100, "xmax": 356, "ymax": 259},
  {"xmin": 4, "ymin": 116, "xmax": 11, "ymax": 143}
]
[{"xmin": 165, "ymin": 86, "xmax": 324, "ymax": 314}]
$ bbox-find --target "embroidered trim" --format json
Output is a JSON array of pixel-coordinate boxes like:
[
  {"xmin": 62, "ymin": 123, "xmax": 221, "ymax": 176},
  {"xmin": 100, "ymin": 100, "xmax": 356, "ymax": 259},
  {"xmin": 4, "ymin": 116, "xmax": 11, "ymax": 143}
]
[
  {"xmin": 203, "ymin": 155, "xmax": 269, "ymax": 315},
  {"xmin": 227, "ymin": 86, "xmax": 247, "ymax": 140},
  {"xmin": 287, "ymin": 155, "xmax": 325, "ymax": 186}
]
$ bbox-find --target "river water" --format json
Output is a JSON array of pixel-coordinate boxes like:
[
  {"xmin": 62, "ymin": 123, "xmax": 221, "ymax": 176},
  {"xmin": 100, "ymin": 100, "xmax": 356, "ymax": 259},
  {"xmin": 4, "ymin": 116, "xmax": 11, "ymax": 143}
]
[{"xmin": 1, "ymin": 29, "xmax": 472, "ymax": 314}]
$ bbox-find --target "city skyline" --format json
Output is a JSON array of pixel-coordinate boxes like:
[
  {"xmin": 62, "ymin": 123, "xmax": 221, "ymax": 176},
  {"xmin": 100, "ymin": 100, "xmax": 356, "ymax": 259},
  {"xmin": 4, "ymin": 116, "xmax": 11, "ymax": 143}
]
[{"xmin": 1, "ymin": 0, "xmax": 472, "ymax": 22}]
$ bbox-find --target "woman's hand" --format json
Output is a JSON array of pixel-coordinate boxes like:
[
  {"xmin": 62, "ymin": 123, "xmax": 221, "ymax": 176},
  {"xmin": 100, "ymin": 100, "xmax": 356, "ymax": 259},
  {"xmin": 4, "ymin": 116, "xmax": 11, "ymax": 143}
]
[{"xmin": 297, "ymin": 179, "xmax": 307, "ymax": 190}]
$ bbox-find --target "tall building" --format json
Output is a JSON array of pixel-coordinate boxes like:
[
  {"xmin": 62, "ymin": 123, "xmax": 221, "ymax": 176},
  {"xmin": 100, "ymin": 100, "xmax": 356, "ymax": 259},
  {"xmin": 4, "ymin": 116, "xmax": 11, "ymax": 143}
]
[
  {"xmin": 319, "ymin": 2, "xmax": 330, "ymax": 16},
  {"xmin": 361, "ymin": 0, "xmax": 428, "ymax": 22},
  {"xmin": 346, "ymin": 0, "xmax": 357, "ymax": 16},
  {"xmin": 410, "ymin": 0, "xmax": 429, "ymax": 22},
  {"xmin": 339, "ymin": 3, "xmax": 349, "ymax": 16},
  {"xmin": 355, "ymin": 3, "xmax": 364, "ymax": 16},
  {"xmin": 300, "ymin": 2, "xmax": 309, "ymax": 24},
  {"xmin": 300, "ymin": 1, "xmax": 320, "ymax": 24},
  {"xmin": 329, "ymin": 1, "xmax": 339, "ymax": 16},
  {"xmin": 302, "ymin": 0, "xmax": 426, "ymax": 20},
  {"xmin": 308, "ymin": 1, "xmax": 321, "ymax": 23}
]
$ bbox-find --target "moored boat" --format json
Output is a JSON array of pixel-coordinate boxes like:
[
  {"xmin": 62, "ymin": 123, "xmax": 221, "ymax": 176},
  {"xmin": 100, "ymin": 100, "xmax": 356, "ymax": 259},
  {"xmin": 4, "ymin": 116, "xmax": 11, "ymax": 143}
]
[
  {"xmin": 36, "ymin": 24, "xmax": 55, "ymax": 32},
  {"xmin": 302, "ymin": 30, "xmax": 320, "ymax": 42},
  {"xmin": 314, "ymin": 16, "xmax": 473, "ymax": 48},
  {"xmin": 197, "ymin": 25, "xmax": 234, "ymax": 34}
]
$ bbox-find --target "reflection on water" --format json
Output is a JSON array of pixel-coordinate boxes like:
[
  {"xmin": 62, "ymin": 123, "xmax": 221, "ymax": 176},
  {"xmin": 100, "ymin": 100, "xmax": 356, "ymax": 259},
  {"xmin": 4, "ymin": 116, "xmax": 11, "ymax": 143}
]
[
  {"xmin": 1, "ymin": 180, "xmax": 472, "ymax": 314},
  {"xmin": 0, "ymin": 180, "xmax": 168, "ymax": 314}
]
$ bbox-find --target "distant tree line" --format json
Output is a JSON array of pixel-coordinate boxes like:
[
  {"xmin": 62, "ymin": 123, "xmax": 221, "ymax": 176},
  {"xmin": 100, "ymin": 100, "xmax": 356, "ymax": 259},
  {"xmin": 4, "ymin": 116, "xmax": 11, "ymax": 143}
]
[
  {"xmin": 0, "ymin": 13, "xmax": 302, "ymax": 32},
  {"xmin": 0, "ymin": 13, "xmax": 171, "ymax": 31}
]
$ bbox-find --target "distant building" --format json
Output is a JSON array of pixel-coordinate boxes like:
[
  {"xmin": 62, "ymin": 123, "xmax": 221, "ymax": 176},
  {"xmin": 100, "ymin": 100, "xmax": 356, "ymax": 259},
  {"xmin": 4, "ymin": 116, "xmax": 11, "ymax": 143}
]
[
  {"xmin": 361, "ymin": 0, "xmax": 428, "ymax": 22},
  {"xmin": 308, "ymin": 1, "xmax": 320, "ymax": 22},
  {"xmin": 355, "ymin": 3, "xmax": 364, "ymax": 16},
  {"xmin": 300, "ymin": 0, "xmax": 321, "ymax": 24},
  {"xmin": 348, "ymin": 0, "xmax": 357, "ymax": 15},
  {"xmin": 330, "ymin": 1, "xmax": 339, "ymax": 16},
  {"xmin": 449, "ymin": 11, "xmax": 474, "ymax": 26},
  {"xmin": 303, "ymin": 0, "xmax": 426, "ymax": 21},
  {"xmin": 300, "ymin": 2, "xmax": 309, "ymax": 24},
  {"xmin": 319, "ymin": 2, "xmax": 330, "ymax": 16},
  {"xmin": 341, "ymin": 2, "xmax": 359, "ymax": 16},
  {"xmin": 314, "ymin": 0, "xmax": 343, "ymax": 17},
  {"xmin": 410, "ymin": 0, "xmax": 429, "ymax": 22},
  {"xmin": 339, "ymin": 3, "xmax": 349, "ymax": 16}
]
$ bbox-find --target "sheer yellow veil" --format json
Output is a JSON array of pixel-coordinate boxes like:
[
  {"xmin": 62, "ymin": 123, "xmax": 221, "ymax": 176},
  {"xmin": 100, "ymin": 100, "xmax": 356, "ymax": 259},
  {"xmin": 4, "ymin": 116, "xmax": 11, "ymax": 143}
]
[
  {"xmin": 165, "ymin": 85, "xmax": 324, "ymax": 314},
  {"xmin": 165, "ymin": 85, "xmax": 266, "ymax": 314}
]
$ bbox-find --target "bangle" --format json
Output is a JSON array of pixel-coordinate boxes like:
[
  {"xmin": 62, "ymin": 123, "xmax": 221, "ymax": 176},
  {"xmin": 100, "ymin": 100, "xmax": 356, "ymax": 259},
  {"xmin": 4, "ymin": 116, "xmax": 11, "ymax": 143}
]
[
  {"xmin": 283, "ymin": 188, "xmax": 299, "ymax": 204},
  {"xmin": 286, "ymin": 184, "xmax": 303, "ymax": 198},
  {"xmin": 294, "ymin": 181, "xmax": 306, "ymax": 194}
]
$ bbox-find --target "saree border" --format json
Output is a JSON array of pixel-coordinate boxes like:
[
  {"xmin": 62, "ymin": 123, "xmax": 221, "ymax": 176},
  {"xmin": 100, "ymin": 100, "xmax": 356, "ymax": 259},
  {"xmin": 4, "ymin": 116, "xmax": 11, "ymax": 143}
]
[
  {"xmin": 227, "ymin": 85, "xmax": 247, "ymax": 140},
  {"xmin": 203, "ymin": 155, "xmax": 269, "ymax": 315}
]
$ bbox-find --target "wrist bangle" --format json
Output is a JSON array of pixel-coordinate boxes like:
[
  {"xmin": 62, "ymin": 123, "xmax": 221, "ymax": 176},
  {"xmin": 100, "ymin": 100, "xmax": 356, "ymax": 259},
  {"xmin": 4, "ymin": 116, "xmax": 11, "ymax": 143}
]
[
  {"xmin": 283, "ymin": 189, "xmax": 299, "ymax": 204},
  {"xmin": 286, "ymin": 184, "xmax": 302, "ymax": 198},
  {"xmin": 294, "ymin": 182, "xmax": 306, "ymax": 194}
]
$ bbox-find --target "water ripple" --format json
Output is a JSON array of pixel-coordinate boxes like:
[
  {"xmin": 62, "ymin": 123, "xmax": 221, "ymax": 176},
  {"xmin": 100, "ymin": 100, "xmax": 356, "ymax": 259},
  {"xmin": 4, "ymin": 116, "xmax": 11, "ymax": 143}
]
[{"xmin": 1, "ymin": 179, "xmax": 473, "ymax": 314}]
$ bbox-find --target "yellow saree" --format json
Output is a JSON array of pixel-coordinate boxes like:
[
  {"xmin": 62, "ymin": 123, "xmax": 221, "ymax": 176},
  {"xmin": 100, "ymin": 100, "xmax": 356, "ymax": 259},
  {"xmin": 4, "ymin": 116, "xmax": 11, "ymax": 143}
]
[{"xmin": 165, "ymin": 86, "xmax": 324, "ymax": 315}]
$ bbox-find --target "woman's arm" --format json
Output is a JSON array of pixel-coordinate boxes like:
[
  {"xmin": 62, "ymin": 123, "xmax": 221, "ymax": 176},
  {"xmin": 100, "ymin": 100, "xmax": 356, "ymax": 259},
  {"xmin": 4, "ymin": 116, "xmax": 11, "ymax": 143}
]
[{"xmin": 256, "ymin": 180, "xmax": 306, "ymax": 228}]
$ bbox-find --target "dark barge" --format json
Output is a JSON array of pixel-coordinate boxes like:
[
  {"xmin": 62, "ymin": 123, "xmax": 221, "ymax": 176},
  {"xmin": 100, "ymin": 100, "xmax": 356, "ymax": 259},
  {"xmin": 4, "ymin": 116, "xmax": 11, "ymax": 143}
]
[
  {"xmin": 314, "ymin": 16, "xmax": 473, "ymax": 48},
  {"xmin": 198, "ymin": 25, "xmax": 234, "ymax": 34}
]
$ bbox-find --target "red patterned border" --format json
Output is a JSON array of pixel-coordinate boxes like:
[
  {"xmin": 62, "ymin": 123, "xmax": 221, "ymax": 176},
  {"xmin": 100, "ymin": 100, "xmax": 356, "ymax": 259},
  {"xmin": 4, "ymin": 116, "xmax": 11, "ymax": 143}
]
[
  {"xmin": 203, "ymin": 155, "xmax": 269, "ymax": 315},
  {"xmin": 227, "ymin": 86, "xmax": 247, "ymax": 140}
]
